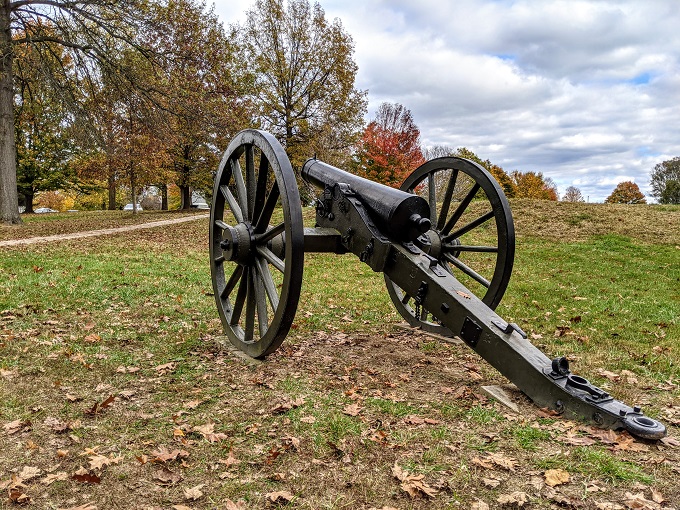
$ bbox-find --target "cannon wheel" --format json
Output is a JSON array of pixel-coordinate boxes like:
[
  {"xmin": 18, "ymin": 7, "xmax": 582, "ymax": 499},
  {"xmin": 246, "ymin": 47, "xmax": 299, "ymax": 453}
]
[
  {"xmin": 385, "ymin": 157, "xmax": 515, "ymax": 335},
  {"xmin": 210, "ymin": 130, "xmax": 304, "ymax": 358}
]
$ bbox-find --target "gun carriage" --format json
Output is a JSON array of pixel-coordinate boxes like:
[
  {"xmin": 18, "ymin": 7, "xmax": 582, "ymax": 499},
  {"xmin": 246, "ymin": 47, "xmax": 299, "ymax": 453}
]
[{"xmin": 209, "ymin": 129, "xmax": 666, "ymax": 440}]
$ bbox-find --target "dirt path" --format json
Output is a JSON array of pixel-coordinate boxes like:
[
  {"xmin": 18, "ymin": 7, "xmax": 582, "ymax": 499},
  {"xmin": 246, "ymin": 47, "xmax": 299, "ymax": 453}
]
[{"xmin": 0, "ymin": 214, "xmax": 209, "ymax": 248}]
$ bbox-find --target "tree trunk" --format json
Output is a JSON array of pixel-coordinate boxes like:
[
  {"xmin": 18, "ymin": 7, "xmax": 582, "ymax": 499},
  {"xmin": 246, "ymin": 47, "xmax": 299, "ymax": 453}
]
[
  {"xmin": 160, "ymin": 183, "xmax": 168, "ymax": 210},
  {"xmin": 108, "ymin": 171, "xmax": 117, "ymax": 210},
  {"xmin": 180, "ymin": 184, "xmax": 191, "ymax": 210},
  {"xmin": 25, "ymin": 193, "xmax": 34, "ymax": 213},
  {"xmin": 0, "ymin": 2, "xmax": 20, "ymax": 224},
  {"xmin": 130, "ymin": 167, "xmax": 137, "ymax": 214}
]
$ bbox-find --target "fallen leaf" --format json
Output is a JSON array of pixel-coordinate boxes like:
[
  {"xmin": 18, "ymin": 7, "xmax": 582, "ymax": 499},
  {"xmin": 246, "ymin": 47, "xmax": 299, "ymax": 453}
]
[
  {"xmin": 224, "ymin": 500, "xmax": 246, "ymax": 510},
  {"xmin": 597, "ymin": 369, "xmax": 621, "ymax": 382},
  {"xmin": 84, "ymin": 395, "xmax": 115, "ymax": 416},
  {"xmin": 151, "ymin": 448, "xmax": 190, "ymax": 463},
  {"xmin": 192, "ymin": 423, "xmax": 227, "ymax": 442},
  {"xmin": 8, "ymin": 487, "xmax": 30, "ymax": 505},
  {"xmin": 153, "ymin": 467, "xmax": 183, "ymax": 486},
  {"xmin": 88, "ymin": 454, "xmax": 122, "ymax": 470},
  {"xmin": 471, "ymin": 501, "xmax": 490, "ymax": 510},
  {"xmin": 171, "ymin": 506, "xmax": 193, "ymax": 510},
  {"xmin": 392, "ymin": 462, "xmax": 438, "ymax": 498},
  {"xmin": 154, "ymin": 362, "xmax": 176, "ymax": 373},
  {"xmin": 558, "ymin": 433, "xmax": 596, "ymax": 446},
  {"xmin": 596, "ymin": 503, "xmax": 624, "ymax": 510},
  {"xmin": 57, "ymin": 505, "xmax": 98, "ymax": 510},
  {"xmin": 497, "ymin": 491, "xmax": 528, "ymax": 507},
  {"xmin": 184, "ymin": 399, "xmax": 204, "ymax": 409},
  {"xmin": 3, "ymin": 419, "xmax": 31, "ymax": 435},
  {"xmin": 479, "ymin": 453, "xmax": 517, "ymax": 471},
  {"xmin": 650, "ymin": 488, "xmax": 664, "ymax": 504},
  {"xmin": 544, "ymin": 468, "xmax": 570, "ymax": 487},
  {"xmin": 183, "ymin": 484, "xmax": 205, "ymax": 501},
  {"xmin": 659, "ymin": 436, "xmax": 680, "ymax": 448},
  {"xmin": 266, "ymin": 490, "xmax": 295, "ymax": 503},
  {"xmin": 72, "ymin": 472, "xmax": 101, "ymax": 484},
  {"xmin": 623, "ymin": 492, "xmax": 661, "ymax": 510},
  {"xmin": 343, "ymin": 403, "xmax": 362, "ymax": 416},
  {"xmin": 219, "ymin": 450, "xmax": 240, "ymax": 468},
  {"xmin": 19, "ymin": 466, "xmax": 41, "ymax": 482},
  {"xmin": 42, "ymin": 472, "xmax": 68, "ymax": 485},
  {"xmin": 482, "ymin": 477, "xmax": 501, "ymax": 488},
  {"xmin": 300, "ymin": 415, "xmax": 316, "ymax": 424}
]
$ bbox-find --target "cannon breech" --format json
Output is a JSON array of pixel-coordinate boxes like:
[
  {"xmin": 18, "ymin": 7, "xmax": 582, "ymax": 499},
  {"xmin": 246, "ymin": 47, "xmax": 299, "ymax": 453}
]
[{"xmin": 210, "ymin": 129, "xmax": 666, "ymax": 440}]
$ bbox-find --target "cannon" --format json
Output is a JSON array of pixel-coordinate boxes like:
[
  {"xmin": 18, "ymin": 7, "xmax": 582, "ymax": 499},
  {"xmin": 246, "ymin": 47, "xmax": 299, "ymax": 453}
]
[{"xmin": 209, "ymin": 129, "xmax": 666, "ymax": 440}]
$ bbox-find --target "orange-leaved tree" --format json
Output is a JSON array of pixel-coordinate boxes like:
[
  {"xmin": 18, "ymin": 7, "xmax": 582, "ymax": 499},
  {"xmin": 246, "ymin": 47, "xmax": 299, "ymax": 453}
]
[
  {"xmin": 605, "ymin": 181, "xmax": 646, "ymax": 204},
  {"xmin": 352, "ymin": 103, "xmax": 425, "ymax": 188},
  {"xmin": 511, "ymin": 171, "xmax": 558, "ymax": 200}
]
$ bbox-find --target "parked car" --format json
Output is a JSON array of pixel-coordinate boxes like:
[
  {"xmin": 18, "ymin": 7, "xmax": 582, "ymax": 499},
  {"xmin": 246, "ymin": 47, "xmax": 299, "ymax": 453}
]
[
  {"xmin": 34, "ymin": 207, "xmax": 57, "ymax": 213},
  {"xmin": 123, "ymin": 203, "xmax": 143, "ymax": 211}
]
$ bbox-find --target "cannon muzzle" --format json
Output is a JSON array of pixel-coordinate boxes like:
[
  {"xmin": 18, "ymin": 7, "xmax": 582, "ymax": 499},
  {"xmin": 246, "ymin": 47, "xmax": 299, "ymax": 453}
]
[{"xmin": 301, "ymin": 158, "xmax": 430, "ymax": 242}]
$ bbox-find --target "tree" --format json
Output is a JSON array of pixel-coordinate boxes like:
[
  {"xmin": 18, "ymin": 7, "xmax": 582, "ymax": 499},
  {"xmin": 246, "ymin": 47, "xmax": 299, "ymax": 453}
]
[
  {"xmin": 149, "ymin": 0, "xmax": 250, "ymax": 209},
  {"xmin": 352, "ymin": 102, "xmax": 425, "ymax": 188},
  {"xmin": 14, "ymin": 36, "xmax": 76, "ymax": 213},
  {"xmin": 650, "ymin": 157, "xmax": 680, "ymax": 204},
  {"xmin": 511, "ymin": 171, "xmax": 558, "ymax": 200},
  {"xmin": 423, "ymin": 145, "xmax": 516, "ymax": 197},
  {"xmin": 605, "ymin": 181, "xmax": 646, "ymax": 204},
  {"xmin": 562, "ymin": 186, "xmax": 585, "ymax": 202},
  {"xmin": 660, "ymin": 180, "xmax": 680, "ymax": 205},
  {"xmin": 1, "ymin": 0, "xmax": 160, "ymax": 224},
  {"xmin": 241, "ymin": 0, "xmax": 366, "ymax": 169}
]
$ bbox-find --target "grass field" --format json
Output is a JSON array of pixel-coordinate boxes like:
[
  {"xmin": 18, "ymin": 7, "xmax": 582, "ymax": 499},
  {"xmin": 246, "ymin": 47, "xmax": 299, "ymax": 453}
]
[{"xmin": 0, "ymin": 201, "xmax": 679, "ymax": 509}]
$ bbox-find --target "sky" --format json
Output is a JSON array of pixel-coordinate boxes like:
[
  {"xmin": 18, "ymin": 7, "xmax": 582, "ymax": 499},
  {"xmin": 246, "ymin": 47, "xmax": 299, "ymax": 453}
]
[{"xmin": 213, "ymin": 0, "xmax": 680, "ymax": 202}]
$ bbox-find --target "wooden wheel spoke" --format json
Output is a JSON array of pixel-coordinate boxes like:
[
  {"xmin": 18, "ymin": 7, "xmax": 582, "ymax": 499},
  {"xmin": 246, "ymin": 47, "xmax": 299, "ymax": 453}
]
[
  {"xmin": 256, "ymin": 245, "xmax": 285, "ymax": 273},
  {"xmin": 255, "ymin": 222, "xmax": 285, "ymax": 244},
  {"xmin": 443, "ymin": 253, "xmax": 491, "ymax": 288},
  {"xmin": 229, "ymin": 267, "xmax": 249, "ymax": 325},
  {"xmin": 441, "ymin": 183, "xmax": 480, "ymax": 235},
  {"xmin": 254, "ymin": 182, "xmax": 280, "ymax": 234},
  {"xmin": 245, "ymin": 145, "xmax": 256, "ymax": 220},
  {"xmin": 444, "ymin": 244, "xmax": 498, "ymax": 253},
  {"xmin": 244, "ymin": 269, "xmax": 256, "ymax": 342},
  {"xmin": 437, "ymin": 169, "xmax": 458, "ymax": 231},
  {"xmin": 445, "ymin": 210, "xmax": 495, "ymax": 242},
  {"xmin": 253, "ymin": 153, "xmax": 270, "ymax": 220},
  {"xmin": 221, "ymin": 185, "xmax": 243, "ymax": 223},
  {"xmin": 221, "ymin": 265, "xmax": 244, "ymax": 300},
  {"xmin": 255, "ymin": 257, "xmax": 280, "ymax": 310},
  {"xmin": 230, "ymin": 158, "xmax": 249, "ymax": 219},
  {"xmin": 252, "ymin": 262, "xmax": 270, "ymax": 337},
  {"xmin": 215, "ymin": 219, "xmax": 230, "ymax": 231},
  {"xmin": 428, "ymin": 172, "xmax": 437, "ymax": 224}
]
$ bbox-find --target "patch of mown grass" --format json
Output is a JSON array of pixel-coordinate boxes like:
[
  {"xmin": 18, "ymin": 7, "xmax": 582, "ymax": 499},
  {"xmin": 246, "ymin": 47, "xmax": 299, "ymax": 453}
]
[
  {"xmin": 465, "ymin": 404, "xmax": 504, "ymax": 425},
  {"xmin": 535, "ymin": 447, "xmax": 654, "ymax": 485},
  {"xmin": 366, "ymin": 397, "xmax": 420, "ymax": 418},
  {"xmin": 509, "ymin": 424, "xmax": 552, "ymax": 451}
]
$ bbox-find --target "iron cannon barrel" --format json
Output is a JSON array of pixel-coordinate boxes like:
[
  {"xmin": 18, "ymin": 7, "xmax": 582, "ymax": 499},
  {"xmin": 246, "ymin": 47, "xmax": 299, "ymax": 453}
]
[{"xmin": 301, "ymin": 158, "xmax": 431, "ymax": 242}]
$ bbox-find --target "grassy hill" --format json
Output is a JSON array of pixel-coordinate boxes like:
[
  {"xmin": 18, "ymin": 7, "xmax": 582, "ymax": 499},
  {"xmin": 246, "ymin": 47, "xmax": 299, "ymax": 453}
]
[{"xmin": 0, "ymin": 201, "xmax": 678, "ymax": 509}]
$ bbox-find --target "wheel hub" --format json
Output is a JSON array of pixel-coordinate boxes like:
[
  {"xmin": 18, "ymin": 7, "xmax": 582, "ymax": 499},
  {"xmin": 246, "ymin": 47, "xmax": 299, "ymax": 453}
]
[
  {"xmin": 416, "ymin": 229, "xmax": 445, "ymax": 259},
  {"xmin": 220, "ymin": 223, "xmax": 254, "ymax": 264}
]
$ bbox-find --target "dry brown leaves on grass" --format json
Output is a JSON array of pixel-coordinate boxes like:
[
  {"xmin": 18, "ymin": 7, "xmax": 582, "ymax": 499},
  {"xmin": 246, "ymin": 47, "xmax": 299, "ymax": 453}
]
[{"xmin": 392, "ymin": 462, "xmax": 438, "ymax": 498}]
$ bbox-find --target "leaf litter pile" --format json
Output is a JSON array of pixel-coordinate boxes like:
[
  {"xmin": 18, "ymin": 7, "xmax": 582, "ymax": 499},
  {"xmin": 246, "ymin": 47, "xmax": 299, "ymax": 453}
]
[{"xmin": 1, "ymin": 211, "xmax": 679, "ymax": 509}]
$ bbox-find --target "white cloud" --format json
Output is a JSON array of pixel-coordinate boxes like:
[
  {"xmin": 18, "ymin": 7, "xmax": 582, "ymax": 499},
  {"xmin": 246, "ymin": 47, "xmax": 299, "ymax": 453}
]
[{"xmin": 214, "ymin": 0, "xmax": 680, "ymax": 202}]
